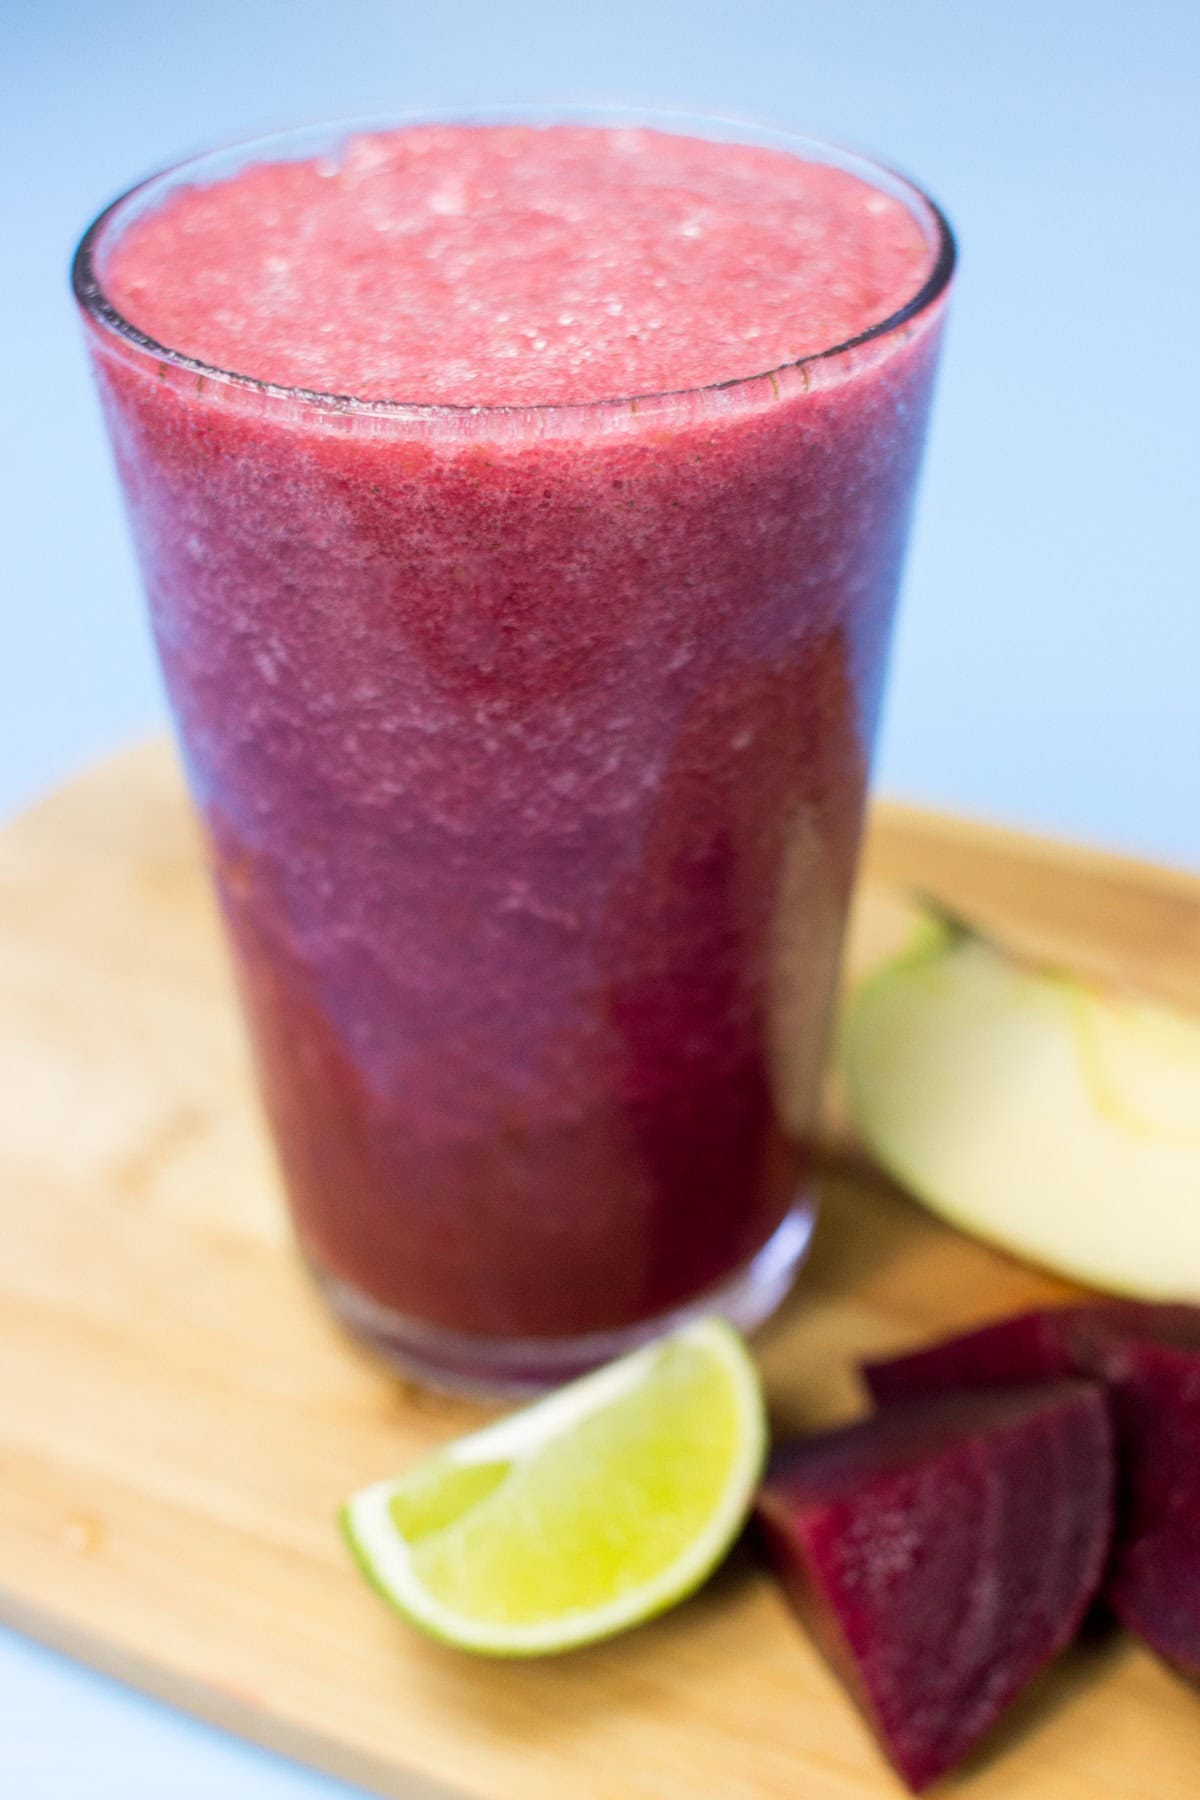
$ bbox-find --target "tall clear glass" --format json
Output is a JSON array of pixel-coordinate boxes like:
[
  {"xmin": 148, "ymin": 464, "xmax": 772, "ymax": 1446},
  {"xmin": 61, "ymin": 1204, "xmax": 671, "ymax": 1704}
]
[{"xmin": 74, "ymin": 110, "xmax": 954, "ymax": 1390}]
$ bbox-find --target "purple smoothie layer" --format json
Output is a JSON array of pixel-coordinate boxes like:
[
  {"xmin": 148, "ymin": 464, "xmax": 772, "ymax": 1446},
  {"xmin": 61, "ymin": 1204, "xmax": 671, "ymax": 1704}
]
[{"xmin": 84, "ymin": 125, "xmax": 948, "ymax": 1340}]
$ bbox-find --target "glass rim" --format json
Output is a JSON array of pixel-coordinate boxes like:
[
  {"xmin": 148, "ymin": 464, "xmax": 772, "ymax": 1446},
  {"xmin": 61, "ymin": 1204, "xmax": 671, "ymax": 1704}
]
[{"xmin": 72, "ymin": 104, "xmax": 956, "ymax": 423}]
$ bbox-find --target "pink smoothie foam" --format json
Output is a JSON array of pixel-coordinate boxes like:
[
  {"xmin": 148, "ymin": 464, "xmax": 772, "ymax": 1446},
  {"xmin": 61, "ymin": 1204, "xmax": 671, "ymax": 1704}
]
[
  {"xmin": 82, "ymin": 124, "xmax": 949, "ymax": 1353},
  {"xmin": 106, "ymin": 126, "xmax": 931, "ymax": 405}
]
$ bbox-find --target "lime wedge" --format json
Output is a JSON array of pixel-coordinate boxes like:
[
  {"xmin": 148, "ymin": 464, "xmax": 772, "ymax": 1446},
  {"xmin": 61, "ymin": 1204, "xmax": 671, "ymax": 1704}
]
[{"xmin": 340, "ymin": 1319, "xmax": 766, "ymax": 1656}]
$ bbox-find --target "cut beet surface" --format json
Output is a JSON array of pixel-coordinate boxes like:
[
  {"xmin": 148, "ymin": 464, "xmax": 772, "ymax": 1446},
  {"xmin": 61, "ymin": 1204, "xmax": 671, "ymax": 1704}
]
[
  {"xmin": 755, "ymin": 1384, "xmax": 1113, "ymax": 1792},
  {"xmin": 864, "ymin": 1303, "xmax": 1200, "ymax": 1682}
]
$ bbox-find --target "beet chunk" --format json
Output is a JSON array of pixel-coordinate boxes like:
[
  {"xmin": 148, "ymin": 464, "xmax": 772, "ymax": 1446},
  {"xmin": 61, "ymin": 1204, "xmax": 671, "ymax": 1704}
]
[
  {"xmin": 864, "ymin": 1303, "xmax": 1200, "ymax": 1680},
  {"xmin": 756, "ymin": 1384, "xmax": 1113, "ymax": 1791},
  {"xmin": 862, "ymin": 1302, "xmax": 1200, "ymax": 1406}
]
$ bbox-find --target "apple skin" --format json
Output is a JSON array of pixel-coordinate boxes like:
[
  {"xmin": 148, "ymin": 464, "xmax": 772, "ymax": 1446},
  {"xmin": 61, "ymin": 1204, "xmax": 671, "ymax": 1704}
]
[{"xmin": 839, "ymin": 917, "xmax": 1200, "ymax": 1302}]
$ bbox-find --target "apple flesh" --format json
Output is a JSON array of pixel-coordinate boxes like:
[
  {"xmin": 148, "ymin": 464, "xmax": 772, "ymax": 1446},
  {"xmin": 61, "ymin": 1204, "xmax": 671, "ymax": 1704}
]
[
  {"xmin": 756, "ymin": 1383, "xmax": 1113, "ymax": 1791},
  {"xmin": 839, "ymin": 919, "xmax": 1200, "ymax": 1300},
  {"xmin": 864, "ymin": 1303, "xmax": 1200, "ymax": 1682}
]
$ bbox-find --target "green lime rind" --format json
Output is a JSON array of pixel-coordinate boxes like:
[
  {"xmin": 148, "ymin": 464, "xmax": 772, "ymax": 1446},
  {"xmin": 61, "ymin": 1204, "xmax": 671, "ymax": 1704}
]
[{"xmin": 340, "ymin": 1318, "xmax": 766, "ymax": 1658}]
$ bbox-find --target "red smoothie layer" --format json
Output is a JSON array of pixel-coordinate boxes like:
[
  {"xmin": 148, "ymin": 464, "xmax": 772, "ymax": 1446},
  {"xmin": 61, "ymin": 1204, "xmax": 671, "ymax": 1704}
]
[{"xmin": 83, "ymin": 124, "xmax": 949, "ymax": 1348}]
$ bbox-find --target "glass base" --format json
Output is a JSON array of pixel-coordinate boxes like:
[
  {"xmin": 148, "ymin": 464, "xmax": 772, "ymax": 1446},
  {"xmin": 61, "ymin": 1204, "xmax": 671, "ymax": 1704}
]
[{"xmin": 310, "ymin": 1193, "xmax": 815, "ymax": 1397}]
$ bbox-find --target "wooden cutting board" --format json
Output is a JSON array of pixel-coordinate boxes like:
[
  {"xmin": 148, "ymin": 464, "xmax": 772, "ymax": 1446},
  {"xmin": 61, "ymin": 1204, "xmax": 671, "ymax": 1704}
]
[{"xmin": 1, "ymin": 740, "xmax": 1197, "ymax": 1799}]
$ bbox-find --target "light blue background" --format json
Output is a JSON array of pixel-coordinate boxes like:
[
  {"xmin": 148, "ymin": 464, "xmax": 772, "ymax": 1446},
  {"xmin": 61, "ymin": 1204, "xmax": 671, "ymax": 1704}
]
[{"xmin": 3, "ymin": 1, "xmax": 1198, "ymax": 1793}]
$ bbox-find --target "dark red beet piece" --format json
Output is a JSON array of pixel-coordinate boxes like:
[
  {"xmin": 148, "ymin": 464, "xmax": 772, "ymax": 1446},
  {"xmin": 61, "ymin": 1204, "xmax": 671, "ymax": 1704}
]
[
  {"xmin": 862, "ymin": 1302, "xmax": 1200, "ymax": 1406},
  {"xmin": 756, "ymin": 1384, "xmax": 1113, "ymax": 1791},
  {"xmin": 863, "ymin": 1303, "xmax": 1200, "ymax": 1681}
]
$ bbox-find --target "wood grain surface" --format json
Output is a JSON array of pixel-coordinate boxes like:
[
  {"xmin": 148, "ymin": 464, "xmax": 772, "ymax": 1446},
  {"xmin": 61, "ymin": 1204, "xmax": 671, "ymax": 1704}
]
[{"xmin": 1, "ymin": 740, "xmax": 1197, "ymax": 1799}]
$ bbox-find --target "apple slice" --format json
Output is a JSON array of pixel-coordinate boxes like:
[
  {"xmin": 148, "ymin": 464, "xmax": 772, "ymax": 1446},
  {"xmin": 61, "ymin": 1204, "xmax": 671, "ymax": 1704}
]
[
  {"xmin": 756, "ymin": 1383, "xmax": 1113, "ymax": 1791},
  {"xmin": 839, "ymin": 917, "xmax": 1200, "ymax": 1300},
  {"xmin": 863, "ymin": 1303, "xmax": 1200, "ymax": 1682}
]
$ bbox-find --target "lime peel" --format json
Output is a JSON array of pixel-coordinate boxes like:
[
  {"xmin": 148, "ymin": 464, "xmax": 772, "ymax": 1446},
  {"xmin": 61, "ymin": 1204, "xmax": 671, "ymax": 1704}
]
[{"xmin": 340, "ymin": 1318, "xmax": 766, "ymax": 1656}]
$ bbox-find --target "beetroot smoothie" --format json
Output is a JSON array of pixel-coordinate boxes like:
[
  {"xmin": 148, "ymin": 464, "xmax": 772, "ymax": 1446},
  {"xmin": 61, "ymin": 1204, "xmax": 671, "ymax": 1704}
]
[{"xmin": 75, "ymin": 118, "xmax": 952, "ymax": 1387}]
